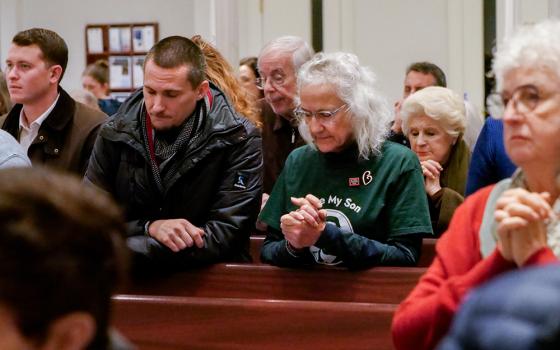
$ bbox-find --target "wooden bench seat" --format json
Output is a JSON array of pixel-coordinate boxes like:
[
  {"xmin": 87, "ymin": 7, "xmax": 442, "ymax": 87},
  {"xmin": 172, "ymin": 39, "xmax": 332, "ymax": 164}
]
[
  {"xmin": 113, "ymin": 294, "xmax": 396, "ymax": 350},
  {"xmin": 250, "ymin": 235, "xmax": 437, "ymax": 267},
  {"xmin": 126, "ymin": 263, "xmax": 425, "ymax": 304}
]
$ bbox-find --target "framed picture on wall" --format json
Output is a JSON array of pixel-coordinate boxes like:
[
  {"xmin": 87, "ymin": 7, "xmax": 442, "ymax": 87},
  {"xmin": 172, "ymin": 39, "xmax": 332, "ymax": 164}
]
[
  {"xmin": 132, "ymin": 25, "xmax": 155, "ymax": 52},
  {"xmin": 132, "ymin": 55, "xmax": 145, "ymax": 89},
  {"xmin": 86, "ymin": 27, "xmax": 104, "ymax": 54},
  {"xmin": 109, "ymin": 56, "xmax": 132, "ymax": 89},
  {"xmin": 85, "ymin": 22, "xmax": 158, "ymax": 94}
]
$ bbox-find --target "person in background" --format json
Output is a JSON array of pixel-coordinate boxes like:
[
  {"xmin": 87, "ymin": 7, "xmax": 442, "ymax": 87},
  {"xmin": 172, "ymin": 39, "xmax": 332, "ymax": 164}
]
[
  {"xmin": 389, "ymin": 61, "xmax": 447, "ymax": 147},
  {"xmin": 1, "ymin": 28, "xmax": 106, "ymax": 175},
  {"xmin": 70, "ymin": 89, "xmax": 101, "ymax": 111},
  {"xmin": 0, "ymin": 70, "xmax": 12, "ymax": 115},
  {"xmin": 392, "ymin": 20, "xmax": 560, "ymax": 350},
  {"xmin": 238, "ymin": 56, "xmax": 263, "ymax": 104},
  {"xmin": 259, "ymin": 52, "xmax": 432, "ymax": 269},
  {"xmin": 401, "ymin": 86, "xmax": 470, "ymax": 236},
  {"xmin": 86, "ymin": 36, "xmax": 262, "ymax": 271},
  {"xmin": 82, "ymin": 60, "xmax": 122, "ymax": 116},
  {"xmin": 465, "ymin": 117, "xmax": 516, "ymax": 196},
  {"xmin": 257, "ymin": 36, "xmax": 313, "ymax": 196},
  {"xmin": 191, "ymin": 35, "xmax": 261, "ymax": 127},
  {"xmin": 0, "ymin": 129, "xmax": 31, "ymax": 168},
  {"xmin": 0, "ymin": 167, "xmax": 131, "ymax": 350}
]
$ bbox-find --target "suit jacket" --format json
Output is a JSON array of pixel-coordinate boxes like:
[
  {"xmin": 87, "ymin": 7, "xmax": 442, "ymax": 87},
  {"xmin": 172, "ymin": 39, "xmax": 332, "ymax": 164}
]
[{"xmin": 259, "ymin": 100, "xmax": 305, "ymax": 193}]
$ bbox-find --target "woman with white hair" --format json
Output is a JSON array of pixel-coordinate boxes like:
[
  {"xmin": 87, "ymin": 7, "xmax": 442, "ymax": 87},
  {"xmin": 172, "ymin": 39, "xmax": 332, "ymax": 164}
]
[
  {"xmin": 392, "ymin": 20, "xmax": 560, "ymax": 350},
  {"xmin": 401, "ymin": 86, "xmax": 470, "ymax": 236},
  {"xmin": 259, "ymin": 52, "xmax": 432, "ymax": 269}
]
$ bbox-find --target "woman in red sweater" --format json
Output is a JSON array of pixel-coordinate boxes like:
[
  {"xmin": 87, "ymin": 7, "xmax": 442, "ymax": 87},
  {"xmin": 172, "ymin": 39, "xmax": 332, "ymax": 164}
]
[{"xmin": 392, "ymin": 19, "xmax": 560, "ymax": 350}]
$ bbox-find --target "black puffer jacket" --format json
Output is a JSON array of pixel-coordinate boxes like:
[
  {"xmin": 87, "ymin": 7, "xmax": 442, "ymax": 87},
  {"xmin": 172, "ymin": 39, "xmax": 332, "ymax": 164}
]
[{"xmin": 85, "ymin": 86, "xmax": 262, "ymax": 268}]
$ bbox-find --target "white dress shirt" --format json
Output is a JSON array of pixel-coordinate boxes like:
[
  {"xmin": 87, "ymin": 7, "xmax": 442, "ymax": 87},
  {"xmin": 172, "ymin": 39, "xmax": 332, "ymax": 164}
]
[{"xmin": 18, "ymin": 94, "xmax": 59, "ymax": 152}]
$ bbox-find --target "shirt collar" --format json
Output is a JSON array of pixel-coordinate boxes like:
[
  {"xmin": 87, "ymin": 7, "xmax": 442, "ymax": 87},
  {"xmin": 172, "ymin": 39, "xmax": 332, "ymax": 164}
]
[{"xmin": 19, "ymin": 93, "xmax": 60, "ymax": 130}]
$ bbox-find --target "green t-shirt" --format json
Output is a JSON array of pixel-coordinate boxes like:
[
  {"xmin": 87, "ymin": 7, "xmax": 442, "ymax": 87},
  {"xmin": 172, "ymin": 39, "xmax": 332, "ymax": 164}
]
[{"xmin": 260, "ymin": 141, "xmax": 432, "ymax": 268}]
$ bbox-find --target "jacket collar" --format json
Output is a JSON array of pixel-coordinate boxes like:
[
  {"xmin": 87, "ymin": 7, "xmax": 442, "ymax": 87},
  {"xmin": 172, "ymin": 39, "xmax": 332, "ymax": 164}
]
[
  {"xmin": 104, "ymin": 84, "xmax": 245, "ymax": 147},
  {"xmin": 41, "ymin": 88, "xmax": 76, "ymax": 131},
  {"xmin": 2, "ymin": 87, "xmax": 75, "ymax": 139}
]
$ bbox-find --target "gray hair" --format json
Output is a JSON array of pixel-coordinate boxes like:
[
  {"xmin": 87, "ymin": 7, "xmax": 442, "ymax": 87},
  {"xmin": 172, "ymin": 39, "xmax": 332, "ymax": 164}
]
[
  {"xmin": 70, "ymin": 89, "xmax": 100, "ymax": 111},
  {"xmin": 493, "ymin": 20, "xmax": 560, "ymax": 92},
  {"xmin": 296, "ymin": 52, "xmax": 391, "ymax": 159},
  {"xmin": 401, "ymin": 86, "xmax": 466, "ymax": 138},
  {"xmin": 258, "ymin": 36, "xmax": 314, "ymax": 71}
]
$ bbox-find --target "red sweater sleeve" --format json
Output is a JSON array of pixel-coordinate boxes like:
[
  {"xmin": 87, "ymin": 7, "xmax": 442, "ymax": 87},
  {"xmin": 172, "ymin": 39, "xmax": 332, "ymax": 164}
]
[
  {"xmin": 391, "ymin": 186, "xmax": 519, "ymax": 350},
  {"xmin": 523, "ymin": 246, "xmax": 558, "ymax": 266}
]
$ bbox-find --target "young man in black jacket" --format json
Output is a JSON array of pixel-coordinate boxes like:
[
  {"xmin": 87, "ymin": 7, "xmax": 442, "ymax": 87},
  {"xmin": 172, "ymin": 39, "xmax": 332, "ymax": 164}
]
[{"xmin": 85, "ymin": 36, "xmax": 262, "ymax": 271}]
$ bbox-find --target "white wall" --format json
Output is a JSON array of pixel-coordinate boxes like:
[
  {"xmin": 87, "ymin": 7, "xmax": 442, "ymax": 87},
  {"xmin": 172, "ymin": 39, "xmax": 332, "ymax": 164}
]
[
  {"xmin": 236, "ymin": 0, "xmax": 312, "ymax": 59},
  {"xmin": 321, "ymin": 0, "xmax": 483, "ymax": 114},
  {"xmin": 0, "ymin": 0, "xmax": 23, "ymax": 64},
  {"xmin": 497, "ymin": 0, "xmax": 557, "ymax": 46},
  {"xmin": 2, "ymin": 0, "xmax": 557, "ymax": 111},
  {"xmin": 237, "ymin": 0, "xmax": 263, "ymax": 60},
  {"xmin": 1, "ymin": 0, "xmax": 199, "ymax": 91}
]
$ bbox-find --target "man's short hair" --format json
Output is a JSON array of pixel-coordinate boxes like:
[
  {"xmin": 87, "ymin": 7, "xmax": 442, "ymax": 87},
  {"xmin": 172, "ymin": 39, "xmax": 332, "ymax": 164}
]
[
  {"xmin": 406, "ymin": 61, "xmax": 447, "ymax": 87},
  {"xmin": 0, "ymin": 167, "xmax": 127, "ymax": 349},
  {"xmin": 12, "ymin": 28, "xmax": 68, "ymax": 82},
  {"xmin": 144, "ymin": 36, "xmax": 206, "ymax": 88}
]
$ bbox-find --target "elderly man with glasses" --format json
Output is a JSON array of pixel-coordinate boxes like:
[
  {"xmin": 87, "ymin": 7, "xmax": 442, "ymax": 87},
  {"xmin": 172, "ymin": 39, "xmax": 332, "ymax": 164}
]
[{"xmin": 257, "ymin": 36, "xmax": 314, "ymax": 204}]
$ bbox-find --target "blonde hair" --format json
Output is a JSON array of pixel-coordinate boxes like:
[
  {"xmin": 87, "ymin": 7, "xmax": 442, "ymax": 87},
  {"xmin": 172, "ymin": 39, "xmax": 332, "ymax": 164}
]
[
  {"xmin": 191, "ymin": 35, "xmax": 261, "ymax": 127},
  {"xmin": 401, "ymin": 86, "xmax": 466, "ymax": 138},
  {"xmin": 0, "ymin": 71, "xmax": 12, "ymax": 115},
  {"xmin": 83, "ymin": 59, "xmax": 109, "ymax": 85}
]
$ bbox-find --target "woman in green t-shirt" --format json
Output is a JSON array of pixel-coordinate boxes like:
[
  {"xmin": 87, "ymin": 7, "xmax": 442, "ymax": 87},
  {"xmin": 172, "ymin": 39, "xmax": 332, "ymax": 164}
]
[{"xmin": 259, "ymin": 52, "xmax": 433, "ymax": 269}]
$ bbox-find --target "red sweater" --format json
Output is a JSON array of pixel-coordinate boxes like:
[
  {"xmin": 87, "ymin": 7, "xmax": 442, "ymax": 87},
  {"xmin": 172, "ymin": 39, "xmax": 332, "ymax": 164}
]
[{"xmin": 391, "ymin": 185, "xmax": 558, "ymax": 350}]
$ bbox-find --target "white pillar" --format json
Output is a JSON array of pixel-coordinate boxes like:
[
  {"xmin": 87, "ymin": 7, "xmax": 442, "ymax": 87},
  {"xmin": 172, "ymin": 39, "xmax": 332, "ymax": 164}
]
[
  {"xmin": 447, "ymin": 0, "xmax": 484, "ymax": 113},
  {"xmin": 0, "ymin": 0, "xmax": 22, "ymax": 65}
]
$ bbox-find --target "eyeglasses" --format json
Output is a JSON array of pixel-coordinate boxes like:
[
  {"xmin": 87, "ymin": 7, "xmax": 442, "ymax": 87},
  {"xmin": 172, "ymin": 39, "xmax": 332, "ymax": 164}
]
[
  {"xmin": 256, "ymin": 73, "xmax": 286, "ymax": 90},
  {"xmin": 489, "ymin": 84, "xmax": 558, "ymax": 119},
  {"xmin": 294, "ymin": 104, "xmax": 348, "ymax": 123}
]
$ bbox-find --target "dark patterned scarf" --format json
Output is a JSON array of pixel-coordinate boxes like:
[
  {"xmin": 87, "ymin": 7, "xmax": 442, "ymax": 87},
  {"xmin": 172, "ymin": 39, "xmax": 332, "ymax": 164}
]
[{"xmin": 141, "ymin": 96, "xmax": 208, "ymax": 192}]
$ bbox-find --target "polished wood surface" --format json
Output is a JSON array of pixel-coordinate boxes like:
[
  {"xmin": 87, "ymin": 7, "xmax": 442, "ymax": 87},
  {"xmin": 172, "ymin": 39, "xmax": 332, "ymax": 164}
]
[
  {"xmin": 126, "ymin": 263, "xmax": 425, "ymax": 304},
  {"xmin": 112, "ymin": 236, "xmax": 436, "ymax": 349},
  {"xmin": 113, "ymin": 294, "xmax": 396, "ymax": 350},
  {"xmin": 418, "ymin": 238, "xmax": 437, "ymax": 267}
]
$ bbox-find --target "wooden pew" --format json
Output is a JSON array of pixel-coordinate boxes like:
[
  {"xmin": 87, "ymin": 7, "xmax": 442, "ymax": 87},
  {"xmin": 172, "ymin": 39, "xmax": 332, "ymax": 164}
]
[
  {"xmin": 126, "ymin": 263, "xmax": 425, "ymax": 304},
  {"xmin": 249, "ymin": 235, "xmax": 265, "ymax": 264},
  {"xmin": 418, "ymin": 238, "xmax": 437, "ymax": 267},
  {"xmin": 250, "ymin": 235, "xmax": 438, "ymax": 267},
  {"xmin": 113, "ymin": 294, "xmax": 396, "ymax": 350}
]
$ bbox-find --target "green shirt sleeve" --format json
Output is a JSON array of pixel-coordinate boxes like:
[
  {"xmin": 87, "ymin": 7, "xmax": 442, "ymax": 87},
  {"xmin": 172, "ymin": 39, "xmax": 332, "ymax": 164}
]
[{"xmin": 386, "ymin": 164, "xmax": 434, "ymax": 237}]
